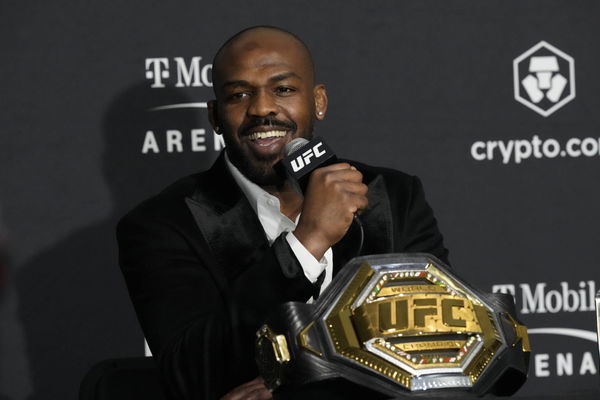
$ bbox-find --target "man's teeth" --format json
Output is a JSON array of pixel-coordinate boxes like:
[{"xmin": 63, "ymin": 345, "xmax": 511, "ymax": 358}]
[{"xmin": 248, "ymin": 130, "xmax": 287, "ymax": 140}]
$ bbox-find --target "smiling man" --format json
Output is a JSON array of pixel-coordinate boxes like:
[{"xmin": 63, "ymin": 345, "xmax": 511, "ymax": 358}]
[
  {"xmin": 118, "ymin": 26, "xmax": 448, "ymax": 400},
  {"xmin": 209, "ymin": 27, "xmax": 323, "ymax": 187}
]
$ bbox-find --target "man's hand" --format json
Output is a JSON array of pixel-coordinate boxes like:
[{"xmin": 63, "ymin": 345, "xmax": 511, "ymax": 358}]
[
  {"xmin": 294, "ymin": 163, "xmax": 368, "ymax": 260},
  {"xmin": 220, "ymin": 377, "xmax": 272, "ymax": 400}
]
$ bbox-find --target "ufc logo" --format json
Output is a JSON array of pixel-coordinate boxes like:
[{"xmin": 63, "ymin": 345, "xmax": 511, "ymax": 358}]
[
  {"xmin": 378, "ymin": 297, "xmax": 468, "ymax": 332},
  {"xmin": 290, "ymin": 142, "xmax": 326, "ymax": 172}
]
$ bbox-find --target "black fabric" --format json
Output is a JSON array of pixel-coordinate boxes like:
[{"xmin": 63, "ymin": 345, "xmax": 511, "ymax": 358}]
[
  {"xmin": 79, "ymin": 357, "xmax": 167, "ymax": 400},
  {"xmin": 312, "ymin": 270, "xmax": 326, "ymax": 300},
  {"xmin": 117, "ymin": 152, "xmax": 448, "ymax": 399}
]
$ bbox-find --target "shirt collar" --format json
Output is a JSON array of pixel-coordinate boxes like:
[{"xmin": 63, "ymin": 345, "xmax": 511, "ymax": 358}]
[
  {"xmin": 224, "ymin": 151, "xmax": 278, "ymax": 213},
  {"xmin": 224, "ymin": 152, "xmax": 297, "ymax": 243}
]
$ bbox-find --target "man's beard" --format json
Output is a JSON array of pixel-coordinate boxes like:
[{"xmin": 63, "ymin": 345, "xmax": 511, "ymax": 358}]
[{"xmin": 226, "ymin": 143, "xmax": 284, "ymax": 187}]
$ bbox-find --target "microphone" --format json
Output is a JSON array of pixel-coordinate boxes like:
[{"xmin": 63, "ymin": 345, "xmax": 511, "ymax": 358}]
[
  {"xmin": 281, "ymin": 137, "xmax": 337, "ymax": 194},
  {"xmin": 280, "ymin": 136, "xmax": 364, "ymax": 255}
]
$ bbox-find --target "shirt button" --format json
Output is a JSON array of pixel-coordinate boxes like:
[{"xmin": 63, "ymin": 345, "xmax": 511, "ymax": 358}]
[{"xmin": 267, "ymin": 199, "xmax": 276, "ymax": 206}]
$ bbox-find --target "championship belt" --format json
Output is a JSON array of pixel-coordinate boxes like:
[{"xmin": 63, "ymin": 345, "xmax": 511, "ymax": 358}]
[{"xmin": 256, "ymin": 254, "xmax": 530, "ymax": 398}]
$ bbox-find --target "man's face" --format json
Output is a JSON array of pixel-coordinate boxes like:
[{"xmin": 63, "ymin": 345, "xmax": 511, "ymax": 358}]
[{"xmin": 210, "ymin": 30, "xmax": 327, "ymax": 186}]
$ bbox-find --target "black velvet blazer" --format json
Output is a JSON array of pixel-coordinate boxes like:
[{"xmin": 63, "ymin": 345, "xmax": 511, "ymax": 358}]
[{"xmin": 117, "ymin": 153, "xmax": 448, "ymax": 399}]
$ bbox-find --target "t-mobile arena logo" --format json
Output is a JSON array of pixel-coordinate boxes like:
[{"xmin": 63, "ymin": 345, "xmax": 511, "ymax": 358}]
[{"xmin": 513, "ymin": 41, "xmax": 575, "ymax": 117}]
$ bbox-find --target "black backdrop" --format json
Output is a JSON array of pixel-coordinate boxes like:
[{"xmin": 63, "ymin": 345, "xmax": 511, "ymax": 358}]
[{"xmin": 1, "ymin": 1, "xmax": 599, "ymax": 399}]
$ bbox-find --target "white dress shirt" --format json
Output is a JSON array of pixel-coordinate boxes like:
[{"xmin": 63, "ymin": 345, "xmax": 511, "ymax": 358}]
[{"xmin": 224, "ymin": 153, "xmax": 333, "ymax": 298}]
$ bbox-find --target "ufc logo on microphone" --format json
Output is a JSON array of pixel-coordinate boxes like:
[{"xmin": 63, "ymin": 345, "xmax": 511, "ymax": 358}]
[{"xmin": 290, "ymin": 142, "xmax": 327, "ymax": 172}]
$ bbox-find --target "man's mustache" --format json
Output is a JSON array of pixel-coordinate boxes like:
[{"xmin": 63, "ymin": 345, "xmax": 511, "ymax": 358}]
[{"xmin": 240, "ymin": 117, "xmax": 296, "ymax": 136}]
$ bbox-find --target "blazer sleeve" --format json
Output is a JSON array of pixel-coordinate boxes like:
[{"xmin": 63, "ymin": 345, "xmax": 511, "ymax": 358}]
[
  {"xmin": 117, "ymin": 207, "xmax": 316, "ymax": 400},
  {"xmin": 396, "ymin": 175, "xmax": 450, "ymax": 265}
]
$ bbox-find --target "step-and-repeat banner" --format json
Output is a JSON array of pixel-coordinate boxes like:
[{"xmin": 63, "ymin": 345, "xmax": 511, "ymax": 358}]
[{"xmin": 1, "ymin": 2, "xmax": 598, "ymax": 399}]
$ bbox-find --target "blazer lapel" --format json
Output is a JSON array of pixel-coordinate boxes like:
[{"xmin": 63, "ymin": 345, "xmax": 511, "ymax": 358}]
[{"xmin": 185, "ymin": 155, "xmax": 270, "ymax": 281}]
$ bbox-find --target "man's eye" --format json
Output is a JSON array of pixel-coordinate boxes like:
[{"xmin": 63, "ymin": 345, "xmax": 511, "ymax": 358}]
[
  {"xmin": 229, "ymin": 92, "xmax": 249, "ymax": 101},
  {"xmin": 276, "ymin": 86, "xmax": 296, "ymax": 95}
]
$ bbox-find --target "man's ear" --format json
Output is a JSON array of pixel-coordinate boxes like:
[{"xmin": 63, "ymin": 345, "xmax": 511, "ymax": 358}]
[
  {"xmin": 314, "ymin": 84, "xmax": 328, "ymax": 120},
  {"xmin": 207, "ymin": 100, "xmax": 221, "ymax": 134}
]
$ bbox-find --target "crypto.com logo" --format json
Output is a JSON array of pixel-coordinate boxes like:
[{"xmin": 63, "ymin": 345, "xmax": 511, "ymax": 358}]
[{"xmin": 513, "ymin": 41, "xmax": 575, "ymax": 117}]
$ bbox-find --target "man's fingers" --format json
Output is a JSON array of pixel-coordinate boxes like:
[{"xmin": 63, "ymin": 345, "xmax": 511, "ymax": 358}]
[
  {"xmin": 221, "ymin": 377, "xmax": 272, "ymax": 400},
  {"xmin": 240, "ymin": 377, "xmax": 263, "ymax": 387},
  {"xmin": 222, "ymin": 388, "xmax": 271, "ymax": 400},
  {"xmin": 233, "ymin": 386, "xmax": 272, "ymax": 400},
  {"xmin": 317, "ymin": 168, "xmax": 363, "ymax": 186},
  {"xmin": 318, "ymin": 162, "xmax": 353, "ymax": 171},
  {"xmin": 341, "ymin": 181, "xmax": 368, "ymax": 195},
  {"xmin": 231, "ymin": 380, "xmax": 263, "ymax": 393},
  {"xmin": 252, "ymin": 387, "xmax": 273, "ymax": 400},
  {"xmin": 348, "ymin": 192, "xmax": 369, "ymax": 213},
  {"xmin": 333, "ymin": 169, "xmax": 363, "ymax": 183}
]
